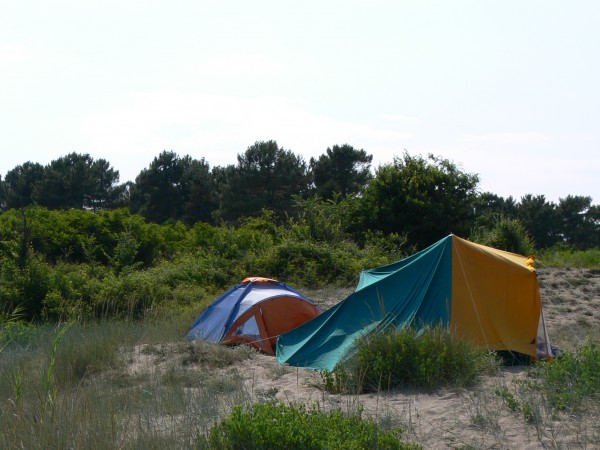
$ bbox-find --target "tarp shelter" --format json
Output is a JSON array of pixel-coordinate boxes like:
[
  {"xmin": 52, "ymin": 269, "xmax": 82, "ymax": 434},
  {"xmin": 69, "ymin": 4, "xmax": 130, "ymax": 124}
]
[
  {"xmin": 277, "ymin": 234, "xmax": 554, "ymax": 371},
  {"xmin": 187, "ymin": 277, "xmax": 322, "ymax": 355}
]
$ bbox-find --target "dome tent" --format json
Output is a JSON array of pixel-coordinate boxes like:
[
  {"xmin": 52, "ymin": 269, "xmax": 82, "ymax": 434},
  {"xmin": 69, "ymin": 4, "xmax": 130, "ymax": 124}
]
[{"xmin": 187, "ymin": 277, "xmax": 321, "ymax": 355}]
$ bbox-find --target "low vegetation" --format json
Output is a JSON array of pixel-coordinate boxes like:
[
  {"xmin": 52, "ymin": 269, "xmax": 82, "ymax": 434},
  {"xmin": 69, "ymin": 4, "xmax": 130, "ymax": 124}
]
[
  {"xmin": 1, "ymin": 267, "xmax": 600, "ymax": 448},
  {"xmin": 0, "ymin": 320, "xmax": 253, "ymax": 449},
  {"xmin": 538, "ymin": 247, "xmax": 600, "ymax": 268},
  {"xmin": 322, "ymin": 326, "xmax": 500, "ymax": 394},
  {"xmin": 206, "ymin": 402, "xmax": 420, "ymax": 449},
  {"xmin": 480, "ymin": 341, "xmax": 600, "ymax": 447},
  {"xmin": 1, "ymin": 168, "xmax": 599, "ymax": 447},
  {"xmin": 518, "ymin": 340, "xmax": 600, "ymax": 413},
  {"xmin": 1, "ymin": 319, "xmax": 424, "ymax": 449}
]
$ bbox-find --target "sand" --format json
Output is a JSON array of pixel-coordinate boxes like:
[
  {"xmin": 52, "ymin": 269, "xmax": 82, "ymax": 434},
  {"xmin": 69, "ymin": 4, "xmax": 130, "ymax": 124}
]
[{"xmin": 129, "ymin": 267, "xmax": 600, "ymax": 449}]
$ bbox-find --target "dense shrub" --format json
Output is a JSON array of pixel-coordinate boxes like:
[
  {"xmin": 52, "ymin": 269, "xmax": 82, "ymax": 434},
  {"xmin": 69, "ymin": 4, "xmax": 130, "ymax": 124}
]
[
  {"xmin": 1, "ymin": 206, "xmax": 406, "ymax": 321},
  {"xmin": 0, "ymin": 307, "xmax": 35, "ymax": 351},
  {"xmin": 0, "ymin": 253, "xmax": 52, "ymax": 320},
  {"xmin": 471, "ymin": 217, "xmax": 535, "ymax": 256},
  {"xmin": 207, "ymin": 402, "xmax": 420, "ymax": 449},
  {"xmin": 251, "ymin": 239, "xmax": 362, "ymax": 287}
]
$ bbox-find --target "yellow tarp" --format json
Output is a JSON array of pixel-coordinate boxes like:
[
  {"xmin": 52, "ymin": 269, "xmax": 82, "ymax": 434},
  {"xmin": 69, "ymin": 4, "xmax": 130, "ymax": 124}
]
[{"xmin": 451, "ymin": 235, "xmax": 540, "ymax": 357}]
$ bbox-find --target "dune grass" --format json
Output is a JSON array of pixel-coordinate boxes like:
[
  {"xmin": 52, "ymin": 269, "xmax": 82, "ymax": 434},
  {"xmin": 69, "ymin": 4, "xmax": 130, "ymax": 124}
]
[
  {"xmin": 0, "ymin": 319, "xmax": 253, "ymax": 450},
  {"xmin": 322, "ymin": 326, "xmax": 500, "ymax": 394},
  {"xmin": 538, "ymin": 247, "xmax": 600, "ymax": 269},
  {"xmin": 0, "ymin": 317, "xmax": 423, "ymax": 449}
]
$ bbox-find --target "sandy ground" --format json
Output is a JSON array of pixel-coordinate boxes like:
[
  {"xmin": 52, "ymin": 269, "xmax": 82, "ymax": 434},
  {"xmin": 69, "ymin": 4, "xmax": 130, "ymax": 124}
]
[{"xmin": 130, "ymin": 267, "xmax": 600, "ymax": 449}]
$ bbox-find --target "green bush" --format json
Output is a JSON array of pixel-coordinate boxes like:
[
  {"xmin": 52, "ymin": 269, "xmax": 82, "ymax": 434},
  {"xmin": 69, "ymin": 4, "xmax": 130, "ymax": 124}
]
[
  {"xmin": 0, "ymin": 321, "xmax": 37, "ymax": 351},
  {"xmin": 325, "ymin": 326, "xmax": 499, "ymax": 393},
  {"xmin": 471, "ymin": 217, "xmax": 535, "ymax": 256},
  {"xmin": 42, "ymin": 262, "xmax": 108, "ymax": 321},
  {"xmin": 207, "ymin": 402, "xmax": 420, "ymax": 449},
  {"xmin": 0, "ymin": 307, "xmax": 35, "ymax": 352},
  {"xmin": 251, "ymin": 239, "xmax": 360, "ymax": 286},
  {"xmin": 0, "ymin": 206, "xmax": 404, "ymax": 322},
  {"xmin": 0, "ymin": 253, "xmax": 52, "ymax": 321}
]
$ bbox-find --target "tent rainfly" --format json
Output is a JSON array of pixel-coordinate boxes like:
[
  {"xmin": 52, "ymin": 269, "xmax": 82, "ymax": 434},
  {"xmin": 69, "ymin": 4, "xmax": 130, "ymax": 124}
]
[
  {"xmin": 276, "ymin": 234, "xmax": 555, "ymax": 371},
  {"xmin": 187, "ymin": 277, "xmax": 321, "ymax": 355}
]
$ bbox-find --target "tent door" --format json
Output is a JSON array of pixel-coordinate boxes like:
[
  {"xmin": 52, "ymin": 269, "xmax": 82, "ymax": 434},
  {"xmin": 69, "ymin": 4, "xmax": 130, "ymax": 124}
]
[{"xmin": 223, "ymin": 307, "xmax": 274, "ymax": 354}]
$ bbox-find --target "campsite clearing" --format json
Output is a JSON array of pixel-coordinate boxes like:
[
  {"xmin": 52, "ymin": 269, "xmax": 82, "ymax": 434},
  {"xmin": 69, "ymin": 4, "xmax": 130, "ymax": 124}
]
[{"xmin": 128, "ymin": 266, "xmax": 600, "ymax": 449}]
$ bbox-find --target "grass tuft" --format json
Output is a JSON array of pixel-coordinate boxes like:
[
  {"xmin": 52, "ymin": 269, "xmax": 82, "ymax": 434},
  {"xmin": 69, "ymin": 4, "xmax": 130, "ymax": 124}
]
[
  {"xmin": 538, "ymin": 248, "xmax": 600, "ymax": 269},
  {"xmin": 526, "ymin": 340, "xmax": 600, "ymax": 412},
  {"xmin": 0, "ymin": 320, "xmax": 252, "ymax": 450},
  {"xmin": 323, "ymin": 326, "xmax": 500, "ymax": 394}
]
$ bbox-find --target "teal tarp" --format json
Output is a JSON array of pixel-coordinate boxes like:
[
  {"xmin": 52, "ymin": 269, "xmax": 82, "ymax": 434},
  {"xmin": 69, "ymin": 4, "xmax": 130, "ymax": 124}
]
[{"xmin": 276, "ymin": 236, "xmax": 453, "ymax": 371}]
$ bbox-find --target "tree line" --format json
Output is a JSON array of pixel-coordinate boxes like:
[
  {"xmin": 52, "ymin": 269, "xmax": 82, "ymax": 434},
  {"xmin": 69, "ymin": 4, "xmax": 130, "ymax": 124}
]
[
  {"xmin": 1, "ymin": 140, "xmax": 599, "ymax": 322},
  {"xmin": 1, "ymin": 140, "xmax": 599, "ymax": 251}
]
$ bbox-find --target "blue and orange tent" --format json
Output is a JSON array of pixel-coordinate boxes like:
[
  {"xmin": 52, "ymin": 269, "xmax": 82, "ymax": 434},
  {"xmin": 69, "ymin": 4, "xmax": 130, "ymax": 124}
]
[
  {"xmin": 187, "ymin": 277, "xmax": 321, "ymax": 355},
  {"xmin": 276, "ymin": 235, "xmax": 554, "ymax": 371}
]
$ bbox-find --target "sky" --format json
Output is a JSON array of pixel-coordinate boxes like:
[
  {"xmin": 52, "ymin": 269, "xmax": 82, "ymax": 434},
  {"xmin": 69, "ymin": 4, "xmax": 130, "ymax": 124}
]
[{"xmin": 1, "ymin": 1, "xmax": 599, "ymax": 204}]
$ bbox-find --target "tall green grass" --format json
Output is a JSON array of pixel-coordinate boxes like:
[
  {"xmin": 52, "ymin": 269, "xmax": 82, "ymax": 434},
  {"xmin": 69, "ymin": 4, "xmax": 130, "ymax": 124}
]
[
  {"xmin": 322, "ymin": 326, "xmax": 500, "ymax": 394},
  {"xmin": 525, "ymin": 340, "xmax": 600, "ymax": 412},
  {"xmin": 486, "ymin": 341, "xmax": 600, "ymax": 446},
  {"xmin": 538, "ymin": 247, "xmax": 600, "ymax": 268},
  {"xmin": 0, "ymin": 320, "xmax": 253, "ymax": 450}
]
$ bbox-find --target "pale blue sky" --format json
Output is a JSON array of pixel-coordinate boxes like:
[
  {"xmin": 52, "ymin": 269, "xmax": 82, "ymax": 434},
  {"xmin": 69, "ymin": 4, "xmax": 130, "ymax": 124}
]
[{"xmin": 2, "ymin": 1, "xmax": 599, "ymax": 203}]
